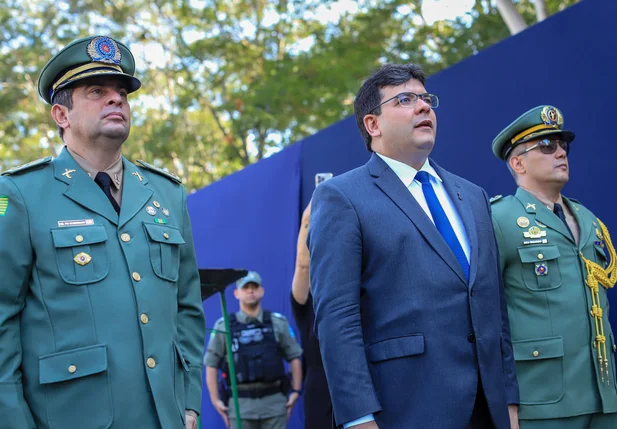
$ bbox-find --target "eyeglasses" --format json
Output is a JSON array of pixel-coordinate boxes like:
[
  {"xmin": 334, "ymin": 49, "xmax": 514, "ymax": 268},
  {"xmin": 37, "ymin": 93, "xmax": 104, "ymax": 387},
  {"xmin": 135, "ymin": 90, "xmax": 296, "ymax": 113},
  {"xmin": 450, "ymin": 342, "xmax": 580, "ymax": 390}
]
[
  {"xmin": 369, "ymin": 92, "xmax": 439, "ymax": 114},
  {"xmin": 519, "ymin": 138, "xmax": 570, "ymax": 156}
]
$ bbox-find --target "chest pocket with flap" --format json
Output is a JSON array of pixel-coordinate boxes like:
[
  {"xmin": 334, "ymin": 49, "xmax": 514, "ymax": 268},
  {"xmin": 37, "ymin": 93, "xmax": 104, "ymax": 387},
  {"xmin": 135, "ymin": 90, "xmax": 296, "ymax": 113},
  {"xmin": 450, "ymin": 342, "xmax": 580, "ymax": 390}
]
[
  {"xmin": 51, "ymin": 225, "xmax": 109, "ymax": 285},
  {"xmin": 144, "ymin": 223, "xmax": 185, "ymax": 282},
  {"xmin": 517, "ymin": 245, "xmax": 562, "ymax": 291}
]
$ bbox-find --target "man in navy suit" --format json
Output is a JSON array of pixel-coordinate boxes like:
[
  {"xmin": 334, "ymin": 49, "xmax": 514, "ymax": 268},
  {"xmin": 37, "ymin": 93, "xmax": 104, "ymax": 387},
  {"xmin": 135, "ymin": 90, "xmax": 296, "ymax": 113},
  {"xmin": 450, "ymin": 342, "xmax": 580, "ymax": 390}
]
[{"xmin": 308, "ymin": 63, "xmax": 520, "ymax": 429}]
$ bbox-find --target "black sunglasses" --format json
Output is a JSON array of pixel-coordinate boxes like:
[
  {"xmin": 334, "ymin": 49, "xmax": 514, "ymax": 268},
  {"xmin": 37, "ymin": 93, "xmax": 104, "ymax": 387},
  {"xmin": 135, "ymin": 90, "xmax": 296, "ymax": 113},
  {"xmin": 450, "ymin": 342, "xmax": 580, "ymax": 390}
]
[{"xmin": 518, "ymin": 138, "xmax": 570, "ymax": 156}]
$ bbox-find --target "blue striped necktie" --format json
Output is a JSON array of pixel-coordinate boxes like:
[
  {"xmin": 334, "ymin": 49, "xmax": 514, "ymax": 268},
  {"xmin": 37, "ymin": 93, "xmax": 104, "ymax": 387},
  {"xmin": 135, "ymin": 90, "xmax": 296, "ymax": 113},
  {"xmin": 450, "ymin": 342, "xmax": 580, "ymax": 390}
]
[{"xmin": 415, "ymin": 171, "xmax": 469, "ymax": 281}]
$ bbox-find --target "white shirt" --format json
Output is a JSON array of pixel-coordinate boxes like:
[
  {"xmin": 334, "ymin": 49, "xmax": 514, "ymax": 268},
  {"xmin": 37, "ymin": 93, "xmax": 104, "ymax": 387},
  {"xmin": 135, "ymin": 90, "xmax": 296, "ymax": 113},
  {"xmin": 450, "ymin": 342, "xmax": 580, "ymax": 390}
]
[
  {"xmin": 377, "ymin": 153, "xmax": 470, "ymax": 263},
  {"xmin": 343, "ymin": 154, "xmax": 471, "ymax": 429}
]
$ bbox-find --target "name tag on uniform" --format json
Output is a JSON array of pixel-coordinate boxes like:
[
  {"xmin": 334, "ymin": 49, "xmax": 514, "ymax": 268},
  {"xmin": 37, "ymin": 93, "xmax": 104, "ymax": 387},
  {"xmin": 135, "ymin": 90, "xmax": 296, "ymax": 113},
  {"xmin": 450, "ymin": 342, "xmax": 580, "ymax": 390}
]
[
  {"xmin": 523, "ymin": 239, "xmax": 548, "ymax": 245},
  {"xmin": 57, "ymin": 219, "xmax": 95, "ymax": 228}
]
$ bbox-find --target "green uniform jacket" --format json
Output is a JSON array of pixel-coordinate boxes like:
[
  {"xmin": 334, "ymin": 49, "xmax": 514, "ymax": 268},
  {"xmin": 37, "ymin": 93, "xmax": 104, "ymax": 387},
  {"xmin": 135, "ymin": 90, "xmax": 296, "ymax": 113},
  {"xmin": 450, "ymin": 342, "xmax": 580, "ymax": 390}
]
[
  {"xmin": 492, "ymin": 187, "xmax": 617, "ymax": 420},
  {"xmin": 0, "ymin": 148, "xmax": 206, "ymax": 429}
]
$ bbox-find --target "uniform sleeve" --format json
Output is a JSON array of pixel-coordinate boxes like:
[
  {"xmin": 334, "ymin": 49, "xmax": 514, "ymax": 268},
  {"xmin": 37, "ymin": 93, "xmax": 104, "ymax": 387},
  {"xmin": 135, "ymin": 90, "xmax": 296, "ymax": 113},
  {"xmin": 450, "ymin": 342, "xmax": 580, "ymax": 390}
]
[
  {"xmin": 204, "ymin": 319, "xmax": 227, "ymax": 368},
  {"xmin": 176, "ymin": 186, "xmax": 207, "ymax": 412},
  {"xmin": 491, "ymin": 212, "xmax": 507, "ymax": 273},
  {"xmin": 274, "ymin": 316, "xmax": 303, "ymax": 361},
  {"xmin": 0, "ymin": 177, "xmax": 36, "ymax": 428}
]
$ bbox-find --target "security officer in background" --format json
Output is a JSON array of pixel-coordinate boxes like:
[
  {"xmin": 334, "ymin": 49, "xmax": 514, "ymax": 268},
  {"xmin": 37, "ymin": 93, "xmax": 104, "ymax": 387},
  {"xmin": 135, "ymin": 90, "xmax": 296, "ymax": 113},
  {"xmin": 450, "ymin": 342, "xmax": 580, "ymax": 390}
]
[
  {"xmin": 205, "ymin": 271, "xmax": 303, "ymax": 429},
  {"xmin": 491, "ymin": 105, "xmax": 617, "ymax": 429},
  {"xmin": 0, "ymin": 36, "xmax": 206, "ymax": 429}
]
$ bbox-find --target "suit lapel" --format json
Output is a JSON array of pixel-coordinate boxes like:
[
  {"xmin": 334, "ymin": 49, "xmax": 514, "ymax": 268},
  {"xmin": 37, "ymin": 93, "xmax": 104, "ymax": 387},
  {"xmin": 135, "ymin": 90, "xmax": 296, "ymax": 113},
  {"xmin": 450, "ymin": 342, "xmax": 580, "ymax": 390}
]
[
  {"xmin": 432, "ymin": 161, "xmax": 477, "ymax": 287},
  {"xmin": 515, "ymin": 188, "xmax": 575, "ymax": 244},
  {"xmin": 118, "ymin": 160, "xmax": 153, "ymax": 229},
  {"xmin": 368, "ymin": 154, "xmax": 467, "ymax": 285},
  {"xmin": 54, "ymin": 149, "xmax": 118, "ymax": 225}
]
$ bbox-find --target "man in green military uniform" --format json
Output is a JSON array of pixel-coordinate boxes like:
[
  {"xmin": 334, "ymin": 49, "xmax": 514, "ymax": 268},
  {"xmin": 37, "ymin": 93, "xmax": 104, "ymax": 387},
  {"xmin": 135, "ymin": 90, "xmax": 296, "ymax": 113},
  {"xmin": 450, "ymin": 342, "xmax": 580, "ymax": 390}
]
[
  {"xmin": 205, "ymin": 271, "xmax": 303, "ymax": 429},
  {"xmin": 491, "ymin": 105, "xmax": 617, "ymax": 428},
  {"xmin": 0, "ymin": 36, "xmax": 206, "ymax": 429}
]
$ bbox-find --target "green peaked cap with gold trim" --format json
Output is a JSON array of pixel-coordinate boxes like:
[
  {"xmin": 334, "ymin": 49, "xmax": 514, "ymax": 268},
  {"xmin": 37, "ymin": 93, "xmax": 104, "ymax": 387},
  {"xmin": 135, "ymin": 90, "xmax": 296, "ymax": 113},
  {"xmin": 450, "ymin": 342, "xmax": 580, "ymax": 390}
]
[
  {"xmin": 38, "ymin": 36, "xmax": 141, "ymax": 105},
  {"xmin": 492, "ymin": 105, "xmax": 575, "ymax": 161}
]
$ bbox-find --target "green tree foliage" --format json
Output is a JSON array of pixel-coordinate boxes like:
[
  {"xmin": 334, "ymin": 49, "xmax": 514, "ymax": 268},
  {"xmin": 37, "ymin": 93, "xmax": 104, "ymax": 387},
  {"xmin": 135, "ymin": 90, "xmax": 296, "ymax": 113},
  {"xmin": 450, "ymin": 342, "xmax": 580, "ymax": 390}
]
[{"xmin": 0, "ymin": 0, "xmax": 579, "ymax": 191}]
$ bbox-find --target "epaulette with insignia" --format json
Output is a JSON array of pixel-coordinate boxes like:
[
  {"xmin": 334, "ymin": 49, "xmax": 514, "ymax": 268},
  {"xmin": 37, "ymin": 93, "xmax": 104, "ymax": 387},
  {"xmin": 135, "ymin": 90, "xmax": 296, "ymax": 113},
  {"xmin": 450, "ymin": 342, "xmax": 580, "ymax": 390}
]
[
  {"xmin": 489, "ymin": 195, "xmax": 503, "ymax": 204},
  {"xmin": 135, "ymin": 160, "xmax": 182, "ymax": 184},
  {"xmin": 1, "ymin": 157, "xmax": 53, "ymax": 176}
]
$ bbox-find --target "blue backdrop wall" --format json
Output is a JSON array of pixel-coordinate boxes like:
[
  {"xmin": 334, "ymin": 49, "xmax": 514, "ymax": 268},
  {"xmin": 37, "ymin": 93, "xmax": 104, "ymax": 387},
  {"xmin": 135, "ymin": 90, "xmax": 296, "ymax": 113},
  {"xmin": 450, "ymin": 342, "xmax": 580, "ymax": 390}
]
[
  {"xmin": 192, "ymin": 0, "xmax": 617, "ymax": 427},
  {"xmin": 189, "ymin": 143, "xmax": 304, "ymax": 428}
]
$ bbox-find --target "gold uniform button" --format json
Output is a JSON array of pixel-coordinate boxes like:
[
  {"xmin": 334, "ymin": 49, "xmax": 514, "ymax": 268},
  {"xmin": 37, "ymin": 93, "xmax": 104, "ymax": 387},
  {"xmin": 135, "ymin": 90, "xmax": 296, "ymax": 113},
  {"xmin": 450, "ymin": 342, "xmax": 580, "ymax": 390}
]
[
  {"xmin": 147, "ymin": 358, "xmax": 156, "ymax": 368},
  {"xmin": 121, "ymin": 233, "xmax": 131, "ymax": 242},
  {"xmin": 140, "ymin": 314, "xmax": 149, "ymax": 324},
  {"xmin": 163, "ymin": 232, "xmax": 169, "ymax": 239},
  {"xmin": 75, "ymin": 235, "xmax": 84, "ymax": 243},
  {"xmin": 532, "ymin": 351, "xmax": 539, "ymax": 357},
  {"xmin": 537, "ymin": 254, "xmax": 544, "ymax": 260},
  {"xmin": 132, "ymin": 272, "xmax": 141, "ymax": 282},
  {"xmin": 68, "ymin": 365, "xmax": 77, "ymax": 374}
]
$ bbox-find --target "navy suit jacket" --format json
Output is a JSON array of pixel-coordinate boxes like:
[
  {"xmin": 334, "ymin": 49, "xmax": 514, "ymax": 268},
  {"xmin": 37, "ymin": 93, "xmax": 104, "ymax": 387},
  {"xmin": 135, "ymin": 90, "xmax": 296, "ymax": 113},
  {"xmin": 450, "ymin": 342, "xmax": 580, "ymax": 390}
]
[{"xmin": 308, "ymin": 154, "xmax": 519, "ymax": 429}]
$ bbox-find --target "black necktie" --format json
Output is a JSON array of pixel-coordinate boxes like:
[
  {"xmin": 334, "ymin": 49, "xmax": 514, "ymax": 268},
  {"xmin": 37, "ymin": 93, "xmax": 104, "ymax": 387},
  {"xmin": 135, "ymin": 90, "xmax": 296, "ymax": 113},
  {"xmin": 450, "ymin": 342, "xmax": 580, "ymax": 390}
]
[
  {"xmin": 553, "ymin": 203, "xmax": 573, "ymax": 238},
  {"xmin": 94, "ymin": 172, "xmax": 120, "ymax": 214}
]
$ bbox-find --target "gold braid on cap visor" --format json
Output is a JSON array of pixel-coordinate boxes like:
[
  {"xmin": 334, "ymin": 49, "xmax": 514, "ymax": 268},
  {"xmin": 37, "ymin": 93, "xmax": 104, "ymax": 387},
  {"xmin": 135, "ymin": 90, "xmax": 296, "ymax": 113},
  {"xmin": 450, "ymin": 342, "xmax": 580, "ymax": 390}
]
[{"xmin": 51, "ymin": 63, "xmax": 124, "ymax": 97}]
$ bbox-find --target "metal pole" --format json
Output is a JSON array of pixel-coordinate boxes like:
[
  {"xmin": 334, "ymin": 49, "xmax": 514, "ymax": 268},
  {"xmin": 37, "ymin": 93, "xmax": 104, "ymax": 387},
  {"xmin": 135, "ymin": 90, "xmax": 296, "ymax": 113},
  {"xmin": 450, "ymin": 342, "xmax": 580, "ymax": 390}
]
[{"xmin": 220, "ymin": 291, "xmax": 242, "ymax": 429}]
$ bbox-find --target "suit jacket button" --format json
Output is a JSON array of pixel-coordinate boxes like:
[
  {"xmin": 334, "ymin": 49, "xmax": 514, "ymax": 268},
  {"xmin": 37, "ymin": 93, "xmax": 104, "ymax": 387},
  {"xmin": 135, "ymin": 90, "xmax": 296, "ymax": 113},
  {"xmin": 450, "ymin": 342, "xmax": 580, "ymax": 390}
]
[
  {"xmin": 147, "ymin": 358, "xmax": 156, "ymax": 368},
  {"xmin": 468, "ymin": 334, "xmax": 476, "ymax": 343}
]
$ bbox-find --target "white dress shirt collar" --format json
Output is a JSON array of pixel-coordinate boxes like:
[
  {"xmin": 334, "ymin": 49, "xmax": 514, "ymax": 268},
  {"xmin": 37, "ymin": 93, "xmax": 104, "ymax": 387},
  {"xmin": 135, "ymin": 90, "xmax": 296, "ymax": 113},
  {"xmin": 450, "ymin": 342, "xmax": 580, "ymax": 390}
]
[{"xmin": 375, "ymin": 153, "xmax": 442, "ymax": 187}]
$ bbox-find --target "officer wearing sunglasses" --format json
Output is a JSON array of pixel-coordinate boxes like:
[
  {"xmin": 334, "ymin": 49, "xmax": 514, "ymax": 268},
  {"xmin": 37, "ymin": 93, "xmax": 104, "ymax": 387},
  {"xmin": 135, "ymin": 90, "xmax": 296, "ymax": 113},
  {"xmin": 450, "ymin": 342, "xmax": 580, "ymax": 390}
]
[{"xmin": 490, "ymin": 105, "xmax": 617, "ymax": 429}]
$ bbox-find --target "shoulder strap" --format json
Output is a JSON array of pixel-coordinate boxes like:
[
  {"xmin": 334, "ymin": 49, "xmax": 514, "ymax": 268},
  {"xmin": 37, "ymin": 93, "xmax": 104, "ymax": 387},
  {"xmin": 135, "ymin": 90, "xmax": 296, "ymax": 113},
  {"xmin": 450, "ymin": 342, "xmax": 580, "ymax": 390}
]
[
  {"xmin": 489, "ymin": 194, "xmax": 503, "ymax": 204},
  {"xmin": 2, "ymin": 157, "xmax": 53, "ymax": 176},
  {"xmin": 135, "ymin": 159, "xmax": 182, "ymax": 184}
]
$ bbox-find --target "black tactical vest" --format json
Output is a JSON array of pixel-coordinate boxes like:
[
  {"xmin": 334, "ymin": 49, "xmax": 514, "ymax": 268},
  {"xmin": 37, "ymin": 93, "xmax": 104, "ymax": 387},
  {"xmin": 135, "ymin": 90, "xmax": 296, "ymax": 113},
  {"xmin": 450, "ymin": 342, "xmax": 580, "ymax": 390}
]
[{"xmin": 222, "ymin": 311, "xmax": 286, "ymax": 384}]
